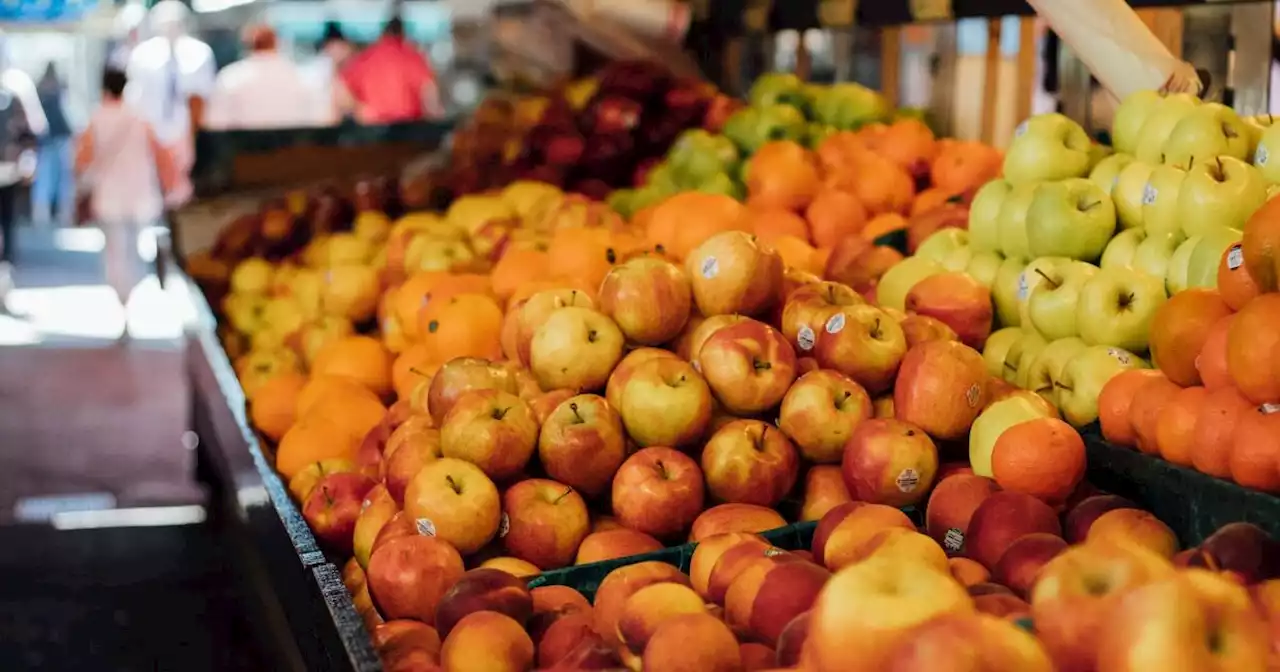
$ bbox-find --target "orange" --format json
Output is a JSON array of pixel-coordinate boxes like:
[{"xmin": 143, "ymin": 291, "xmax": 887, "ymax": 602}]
[
  {"xmin": 1242, "ymin": 194, "xmax": 1280, "ymax": 292},
  {"xmin": 1225, "ymin": 294, "xmax": 1280, "ymax": 404},
  {"xmin": 391, "ymin": 343, "xmax": 440, "ymax": 402},
  {"xmin": 491, "ymin": 247, "xmax": 550, "ymax": 303},
  {"xmin": 649, "ymin": 192, "xmax": 747, "ymax": 261},
  {"xmin": 1196, "ymin": 315, "xmax": 1234, "ymax": 391},
  {"xmin": 805, "ymin": 188, "xmax": 869, "ymax": 248},
  {"xmin": 311, "ymin": 335, "xmax": 394, "ymax": 399},
  {"xmin": 1148, "ymin": 288, "xmax": 1232, "ymax": 387},
  {"xmin": 631, "ymin": 203, "xmax": 658, "ymax": 232},
  {"xmin": 1229, "ymin": 406, "xmax": 1280, "ymax": 491},
  {"xmin": 861, "ymin": 213, "xmax": 909, "ymax": 241},
  {"xmin": 815, "ymin": 131, "xmax": 870, "ymax": 174},
  {"xmin": 769, "ymin": 235, "xmax": 822, "ymax": 275},
  {"xmin": 931, "ymin": 141, "xmax": 1003, "ymax": 194},
  {"xmin": 1154, "ymin": 386, "xmax": 1208, "ymax": 467},
  {"xmin": 990, "ymin": 417, "xmax": 1085, "ymax": 504},
  {"xmin": 276, "ymin": 414, "xmax": 363, "ymax": 480},
  {"xmin": 1192, "ymin": 386, "xmax": 1253, "ymax": 479},
  {"xmin": 546, "ymin": 226, "xmax": 618, "ymax": 290},
  {"xmin": 249, "ymin": 372, "xmax": 307, "ymax": 443},
  {"xmin": 910, "ymin": 187, "xmax": 961, "ymax": 217},
  {"xmin": 1127, "ymin": 376, "xmax": 1183, "ymax": 455},
  {"xmin": 296, "ymin": 375, "xmax": 371, "ymax": 417},
  {"xmin": 1097, "ymin": 369, "xmax": 1166, "ymax": 447},
  {"xmin": 418, "ymin": 292, "xmax": 504, "ymax": 362},
  {"xmin": 396, "ymin": 272, "xmax": 492, "ymax": 341},
  {"xmin": 841, "ymin": 152, "xmax": 914, "ymax": 216},
  {"xmin": 744, "ymin": 207, "xmax": 811, "ymax": 245},
  {"xmin": 392, "ymin": 271, "xmax": 450, "ymax": 339},
  {"xmin": 746, "ymin": 140, "xmax": 821, "ymax": 211},
  {"xmin": 863, "ymin": 118, "xmax": 938, "ymax": 178},
  {"xmin": 1218, "ymin": 243, "xmax": 1261, "ymax": 311}
]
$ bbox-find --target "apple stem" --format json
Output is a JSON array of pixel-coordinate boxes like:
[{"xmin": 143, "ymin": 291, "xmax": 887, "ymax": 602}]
[
  {"xmin": 1055, "ymin": 381, "xmax": 1073, "ymax": 392},
  {"xmin": 1212, "ymin": 157, "xmax": 1226, "ymax": 183},
  {"xmin": 446, "ymin": 475, "xmax": 462, "ymax": 495},
  {"xmin": 655, "ymin": 459, "xmax": 669, "ymax": 480},
  {"xmin": 587, "ymin": 330, "xmax": 598, "ymax": 344},
  {"xmin": 836, "ymin": 390, "xmax": 851, "ymax": 409},
  {"xmin": 754, "ymin": 426, "xmax": 767, "ymax": 451},
  {"xmin": 322, "ymin": 486, "xmax": 334, "ymax": 506},
  {"xmin": 554, "ymin": 487, "xmax": 574, "ymax": 504},
  {"xmin": 569, "ymin": 402, "xmax": 583, "ymax": 423},
  {"xmin": 606, "ymin": 248, "xmax": 617, "ymax": 264},
  {"xmin": 1033, "ymin": 268, "xmax": 1060, "ymax": 289},
  {"xmin": 871, "ymin": 318, "xmax": 882, "ymax": 339},
  {"xmin": 492, "ymin": 406, "xmax": 511, "ymax": 421},
  {"xmin": 1078, "ymin": 200, "xmax": 1100, "ymax": 212},
  {"xmin": 752, "ymin": 358, "xmax": 772, "ymax": 372},
  {"xmin": 409, "ymin": 367, "xmax": 430, "ymax": 378}
]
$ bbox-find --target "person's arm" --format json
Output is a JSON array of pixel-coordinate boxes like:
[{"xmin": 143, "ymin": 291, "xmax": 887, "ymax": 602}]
[
  {"xmin": 407, "ymin": 49, "xmax": 445, "ymax": 118},
  {"xmin": 74, "ymin": 125, "xmax": 95, "ymax": 175},
  {"xmin": 146, "ymin": 124, "xmax": 177, "ymax": 195},
  {"xmin": 186, "ymin": 42, "xmax": 218, "ymax": 130},
  {"xmin": 2, "ymin": 69, "xmax": 48, "ymax": 136}
]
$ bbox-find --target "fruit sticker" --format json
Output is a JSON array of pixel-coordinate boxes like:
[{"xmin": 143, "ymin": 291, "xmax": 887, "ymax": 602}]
[
  {"xmin": 1257, "ymin": 145, "xmax": 1270, "ymax": 167},
  {"xmin": 1262, "ymin": 403, "xmax": 1280, "ymax": 415},
  {"xmin": 824, "ymin": 312, "xmax": 846, "ymax": 335},
  {"xmin": 361, "ymin": 498, "xmax": 372, "ymax": 512},
  {"xmin": 896, "ymin": 468, "xmax": 921, "ymax": 493},
  {"xmin": 1141, "ymin": 182, "xmax": 1157, "ymax": 205},
  {"xmin": 943, "ymin": 528, "xmax": 964, "ymax": 553},
  {"xmin": 1013, "ymin": 120, "xmax": 1028, "ymax": 138},
  {"xmin": 416, "ymin": 517, "xmax": 437, "ymax": 537},
  {"xmin": 1016, "ymin": 272, "xmax": 1029, "ymax": 301},
  {"xmin": 763, "ymin": 546, "xmax": 785, "ymax": 557},
  {"xmin": 1112, "ymin": 175, "xmax": 1120, "ymax": 191},
  {"xmin": 965, "ymin": 383, "xmax": 981, "ymax": 408},
  {"xmin": 797, "ymin": 324, "xmax": 816, "ymax": 351},
  {"xmin": 1227, "ymin": 244, "xmax": 1244, "ymax": 270},
  {"xmin": 1106, "ymin": 348, "xmax": 1131, "ymax": 366},
  {"xmin": 700, "ymin": 256, "xmax": 720, "ymax": 279},
  {"xmin": 498, "ymin": 512, "xmax": 510, "ymax": 538}
]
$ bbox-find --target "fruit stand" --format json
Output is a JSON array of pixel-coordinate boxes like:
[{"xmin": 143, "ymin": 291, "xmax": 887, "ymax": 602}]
[{"xmin": 179, "ymin": 0, "xmax": 1280, "ymax": 670}]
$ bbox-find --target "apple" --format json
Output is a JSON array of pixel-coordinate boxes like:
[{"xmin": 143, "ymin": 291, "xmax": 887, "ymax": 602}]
[
  {"xmin": 1112, "ymin": 160, "xmax": 1155, "ymax": 230},
  {"xmin": 995, "ymin": 183, "xmax": 1038, "ymax": 262},
  {"xmin": 502, "ymin": 478, "xmax": 590, "ymax": 570},
  {"xmin": 597, "ymin": 256, "xmax": 692, "ymax": 346},
  {"xmin": 1186, "ymin": 227, "xmax": 1244, "ymax": 288},
  {"xmin": 841, "ymin": 418, "xmax": 939, "ymax": 508},
  {"xmin": 1141, "ymin": 163, "xmax": 1189, "ymax": 239},
  {"xmin": 403, "ymin": 457, "xmax": 501, "ymax": 555},
  {"xmin": 778, "ymin": 369, "xmax": 873, "ymax": 464},
  {"xmin": 875, "ymin": 257, "xmax": 945, "ymax": 311},
  {"xmin": 991, "ymin": 257, "xmax": 1028, "ymax": 327},
  {"xmin": 1023, "ymin": 337, "xmax": 1088, "ymax": 407},
  {"xmin": 537, "ymin": 394, "xmax": 627, "ymax": 499},
  {"xmin": 963, "ymin": 251, "xmax": 1003, "ymax": 288},
  {"xmin": 1111, "ymin": 90, "xmax": 1162, "ymax": 154},
  {"xmin": 982, "ymin": 327, "xmax": 1024, "ymax": 379},
  {"xmin": 1131, "ymin": 231, "xmax": 1185, "ymax": 280},
  {"xmin": 1132, "ymin": 92, "xmax": 1199, "ymax": 164},
  {"xmin": 1002, "ymin": 113, "xmax": 1092, "ymax": 186},
  {"xmin": 1088, "ymin": 153, "xmax": 1134, "ymax": 194},
  {"xmin": 696, "ymin": 319, "xmax": 798, "ymax": 415},
  {"xmin": 1026, "ymin": 260, "xmax": 1100, "ymax": 341},
  {"xmin": 1077, "ymin": 267, "xmax": 1169, "ymax": 352},
  {"xmin": 529, "ymin": 306, "xmax": 625, "ymax": 392},
  {"xmin": 686, "ymin": 230, "xmax": 784, "ymax": 318},
  {"xmin": 611, "ymin": 447, "xmax": 705, "ymax": 540},
  {"xmin": 968, "ymin": 179, "xmax": 1011, "ymax": 253},
  {"xmin": 1165, "ymin": 234, "xmax": 1202, "ymax": 295},
  {"xmin": 903, "ymin": 272, "xmax": 994, "ymax": 349},
  {"xmin": 1008, "ymin": 330, "xmax": 1049, "ymax": 388},
  {"xmin": 617, "ymin": 357, "xmax": 713, "ymax": 449},
  {"xmin": 969, "ymin": 395, "xmax": 1058, "ymax": 477},
  {"xmin": 895, "ymin": 340, "xmax": 990, "ymax": 441},
  {"xmin": 1100, "ymin": 228, "xmax": 1148, "ymax": 271},
  {"xmin": 439, "ymin": 389, "xmax": 539, "ymax": 483},
  {"xmin": 1161, "ymin": 102, "xmax": 1252, "ymax": 168},
  {"xmin": 1014, "ymin": 256, "xmax": 1075, "ymax": 335},
  {"xmin": 1055, "ymin": 345, "xmax": 1148, "ymax": 427},
  {"xmin": 605, "ymin": 347, "xmax": 679, "ymax": 411},
  {"xmin": 900, "ymin": 314, "xmax": 959, "ymax": 348},
  {"xmin": 780, "ymin": 281, "xmax": 863, "ymax": 356},
  {"xmin": 514, "ymin": 288, "xmax": 598, "ymax": 366},
  {"xmin": 701, "ymin": 419, "xmax": 799, "ymax": 507},
  {"xmin": 915, "ymin": 229, "xmax": 970, "ymax": 264},
  {"xmin": 1026, "ymin": 179, "xmax": 1117, "ymax": 262},
  {"xmin": 1254, "ymin": 119, "xmax": 1280, "ymax": 183},
  {"xmin": 1176, "ymin": 156, "xmax": 1267, "ymax": 238},
  {"xmin": 426, "ymin": 357, "xmax": 518, "ymax": 426},
  {"xmin": 303, "ymin": 472, "xmax": 377, "ymax": 554},
  {"xmin": 813, "ymin": 304, "xmax": 909, "ymax": 395}
]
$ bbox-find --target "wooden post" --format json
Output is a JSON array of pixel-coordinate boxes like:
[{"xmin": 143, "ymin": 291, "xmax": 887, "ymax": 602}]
[
  {"xmin": 1014, "ymin": 18, "xmax": 1038, "ymax": 126},
  {"xmin": 981, "ymin": 19, "xmax": 1003, "ymax": 144},
  {"xmin": 881, "ymin": 27, "xmax": 902, "ymax": 106}
]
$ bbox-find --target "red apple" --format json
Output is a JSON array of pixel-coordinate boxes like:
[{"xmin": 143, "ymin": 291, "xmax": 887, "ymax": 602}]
[
  {"xmin": 813, "ymin": 304, "xmax": 909, "ymax": 394},
  {"xmin": 440, "ymin": 389, "xmax": 539, "ymax": 482},
  {"xmin": 701, "ymin": 419, "xmax": 800, "ymax": 508},
  {"xmin": 502, "ymin": 478, "xmax": 591, "ymax": 570},
  {"xmin": 537, "ymin": 394, "xmax": 627, "ymax": 499},
  {"xmin": 696, "ymin": 318, "xmax": 798, "ymax": 415},
  {"xmin": 778, "ymin": 369, "xmax": 873, "ymax": 464},
  {"xmin": 611, "ymin": 447, "xmax": 705, "ymax": 540},
  {"xmin": 618, "ymin": 358, "xmax": 714, "ymax": 449},
  {"xmin": 303, "ymin": 472, "xmax": 377, "ymax": 554},
  {"xmin": 894, "ymin": 340, "xmax": 989, "ymax": 440},
  {"xmin": 904, "ymin": 271, "xmax": 994, "ymax": 349},
  {"xmin": 779, "ymin": 281, "xmax": 864, "ymax": 356},
  {"xmin": 598, "ymin": 256, "xmax": 693, "ymax": 346}
]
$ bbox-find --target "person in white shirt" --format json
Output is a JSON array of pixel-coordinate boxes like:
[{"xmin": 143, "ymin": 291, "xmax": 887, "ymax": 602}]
[
  {"xmin": 204, "ymin": 25, "xmax": 321, "ymax": 130},
  {"xmin": 300, "ymin": 22, "xmax": 355, "ymax": 126},
  {"xmin": 0, "ymin": 31, "xmax": 48, "ymax": 311}
]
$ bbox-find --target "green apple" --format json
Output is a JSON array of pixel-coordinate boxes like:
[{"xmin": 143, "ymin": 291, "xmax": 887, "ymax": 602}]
[
  {"xmin": 1175, "ymin": 156, "xmax": 1267, "ymax": 238},
  {"xmin": 695, "ymin": 172, "xmax": 745, "ymax": 200},
  {"xmin": 969, "ymin": 395, "xmax": 1057, "ymax": 477},
  {"xmin": 1087, "ymin": 143, "xmax": 1114, "ymax": 172},
  {"xmin": 916, "ymin": 229, "xmax": 970, "ymax": 264},
  {"xmin": 1077, "ymin": 266, "xmax": 1169, "ymax": 352},
  {"xmin": 1161, "ymin": 102, "xmax": 1251, "ymax": 168},
  {"xmin": 1026, "ymin": 178, "xmax": 1117, "ymax": 262},
  {"xmin": 1111, "ymin": 90, "xmax": 1163, "ymax": 155},
  {"xmin": 1253, "ymin": 120, "xmax": 1280, "ymax": 184},
  {"xmin": 1133, "ymin": 93, "xmax": 1200, "ymax": 164},
  {"xmin": 1027, "ymin": 260, "xmax": 1100, "ymax": 341},
  {"xmin": 1131, "ymin": 231, "xmax": 1185, "ymax": 281},
  {"xmin": 1243, "ymin": 114, "xmax": 1272, "ymax": 155},
  {"xmin": 996, "ymin": 183, "xmax": 1039, "ymax": 261},
  {"xmin": 1165, "ymin": 234, "xmax": 1202, "ymax": 295},
  {"xmin": 1141, "ymin": 163, "xmax": 1189, "ymax": 239},
  {"xmin": 875, "ymin": 256, "xmax": 945, "ymax": 311},
  {"xmin": 969, "ymin": 179, "xmax": 1011, "ymax": 253},
  {"xmin": 1112, "ymin": 160, "xmax": 1155, "ymax": 230},
  {"xmin": 1009, "ymin": 331, "xmax": 1049, "ymax": 388},
  {"xmin": 1003, "ymin": 113, "xmax": 1093, "ymax": 186},
  {"xmin": 992, "ymin": 257, "xmax": 1028, "ymax": 328},
  {"xmin": 940, "ymin": 245, "xmax": 974, "ymax": 273},
  {"xmin": 1055, "ymin": 345, "xmax": 1149, "ymax": 427},
  {"xmin": 748, "ymin": 72, "xmax": 806, "ymax": 108},
  {"xmin": 965, "ymin": 251, "xmax": 1004, "ymax": 288},
  {"xmin": 1186, "ymin": 227, "xmax": 1243, "ymax": 288},
  {"xmin": 1025, "ymin": 337, "xmax": 1088, "ymax": 407},
  {"xmin": 1016, "ymin": 256, "xmax": 1074, "ymax": 335},
  {"xmin": 982, "ymin": 327, "xmax": 1024, "ymax": 378},
  {"xmin": 668, "ymin": 129, "xmax": 741, "ymax": 186},
  {"xmin": 1089, "ymin": 153, "xmax": 1135, "ymax": 195},
  {"xmin": 1100, "ymin": 228, "xmax": 1148, "ymax": 271}
]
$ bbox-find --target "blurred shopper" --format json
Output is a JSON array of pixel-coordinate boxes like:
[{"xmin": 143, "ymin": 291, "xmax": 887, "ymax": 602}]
[
  {"xmin": 33, "ymin": 63, "xmax": 74, "ymax": 227},
  {"xmin": 108, "ymin": 0, "xmax": 148, "ymax": 71},
  {"xmin": 75, "ymin": 69, "xmax": 174, "ymax": 336},
  {"xmin": 302, "ymin": 22, "xmax": 356, "ymax": 125},
  {"xmin": 338, "ymin": 16, "xmax": 444, "ymax": 123},
  {"xmin": 0, "ymin": 33, "xmax": 47, "ymax": 310},
  {"xmin": 125, "ymin": 0, "xmax": 215, "ymax": 206},
  {"xmin": 205, "ymin": 25, "xmax": 319, "ymax": 129}
]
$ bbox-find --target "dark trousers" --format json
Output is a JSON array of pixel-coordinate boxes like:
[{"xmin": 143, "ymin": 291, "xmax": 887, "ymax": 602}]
[{"xmin": 0, "ymin": 185, "xmax": 17, "ymax": 263}]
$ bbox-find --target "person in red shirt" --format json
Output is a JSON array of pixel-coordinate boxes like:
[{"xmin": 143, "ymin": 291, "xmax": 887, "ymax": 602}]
[{"xmin": 337, "ymin": 17, "xmax": 443, "ymax": 124}]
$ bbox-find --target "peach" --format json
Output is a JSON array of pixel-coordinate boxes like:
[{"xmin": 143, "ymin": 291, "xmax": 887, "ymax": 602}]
[
  {"xmin": 882, "ymin": 612, "xmax": 1054, "ymax": 671},
  {"xmin": 590, "ymin": 515, "xmax": 624, "ymax": 533},
  {"xmin": 924, "ymin": 474, "xmax": 1001, "ymax": 554},
  {"xmin": 973, "ymin": 593, "xmax": 1033, "ymax": 621},
  {"xmin": 1062, "ymin": 495, "xmax": 1138, "ymax": 544},
  {"xmin": 689, "ymin": 503, "xmax": 787, "ymax": 542},
  {"xmin": 705, "ymin": 539, "xmax": 783, "ymax": 606},
  {"xmin": 641, "ymin": 612, "xmax": 744, "ymax": 672},
  {"xmin": 540, "ymin": 637, "xmax": 621, "ymax": 670},
  {"xmin": 366, "ymin": 535, "xmax": 465, "ymax": 625},
  {"xmin": 740, "ymin": 642, "xmax": 776, "ymax": 671},
  {"xmin": 574, "ymin": 528, "xmax": 664, "ymax": 565},
  {"xmin": 373, "ymin": 619, "xmax": 439, "ymax": 650},
  {"xmin": 812, "ymin": 502, "xmax": 914, "ymax": 571},
  {"xmin": 592, "ymin": 561, "xmax": 691, "ymax": 641},
  {"xmin": 353, "ymin": 484, "xmax": 398, "ymax": 569},
  {"xmin": 991, "ymin": 533, "xmax": 1069, "ymax": 599},
  {"xmin": 617, "ymin": 583, "xmax": 708, "ymax": 654},
  {"xmin": 479, "ymin": 556, "xmax": 541, "ymax": 579},
  {"xmin": 846, "ymin": 527, "xmax": 949, "ymax": 573},
  {"xmin": 1087, "ymin": 508, "xmax": 1179, "ymax": 558},
  {"xmin": 841, "ymin": 418, "xmax": 938, "ymax": 507},
  {"xmin": 774, "ymin": 610, "xmax": 811, "ymax": 668},
  {"xmin": 536, "ymin": 612, "xmax": 599, "ymax": 668},
  {"xmin": 948, "ymin": 557, "xmax": 991, "ymax": 587},
  {"xmin": 528, "ymin": 585, "xmax": 592, "ymax": 643},
  {"xmin": 376, "ymin": 622, "xmax": 443, "ymax": 671},
  {"xmin": 439, "ymin": 611, "xmax": 534, "ymax": 672},
  {"xmin": 725, "ymin": 557, "xmax": 831, "ymax": 646},
  {"xmin": 800, "ymin": 465, "xmax": 853, "ymax": 521},
  {"xmin": 690, "ymin": 532, "xmax": 767, "ymax": 598},
  {"xmin": 936, "ymin": 461, "xmax": 974, "ymax": 481},
  {"xmin": 1198, "ymin": 522, "xmax": 1280, "ymax": 585},
  {"xmin": 433, "ymin": 568, "xmax": 533, "ymax": 637},
  {"xmin": 964, "ymin": 492, "xmax": 1062, "ymax": 570}
]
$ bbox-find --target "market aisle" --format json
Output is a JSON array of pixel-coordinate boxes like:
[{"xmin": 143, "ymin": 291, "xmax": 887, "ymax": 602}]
[{"xmin": 0, "ymin": 226, "xmax": 268, "ymax": 670}]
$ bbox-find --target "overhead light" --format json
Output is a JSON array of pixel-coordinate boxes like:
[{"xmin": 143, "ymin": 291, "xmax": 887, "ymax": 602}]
[{"xmin": 51, "ymin": 505, "xmax": 208, "ymax": 530}]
